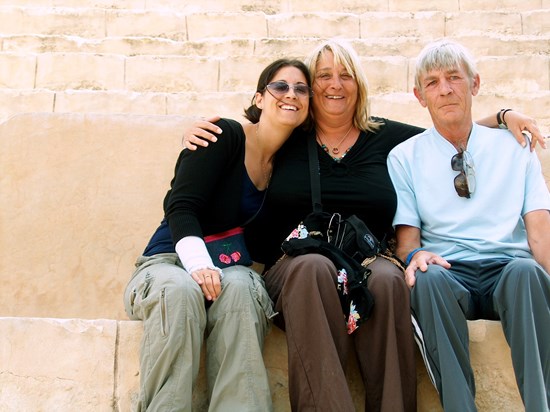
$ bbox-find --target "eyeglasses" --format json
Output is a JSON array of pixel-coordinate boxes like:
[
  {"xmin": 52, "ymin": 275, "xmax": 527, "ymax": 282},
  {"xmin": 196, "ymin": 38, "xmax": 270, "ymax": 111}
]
[
  {"xmin": 451, "ymin": 149, "xmax": 476, "ymax": 198},
  {"xmin": 265, "ymin": 81, "xmax": 313, "ymax": 98}
]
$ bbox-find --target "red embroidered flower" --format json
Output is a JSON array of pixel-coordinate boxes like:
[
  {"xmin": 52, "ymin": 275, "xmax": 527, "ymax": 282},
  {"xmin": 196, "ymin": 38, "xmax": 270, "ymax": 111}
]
[{"xmin": 219, "ymin": 254, "xmax": 232, "ymax": 265}]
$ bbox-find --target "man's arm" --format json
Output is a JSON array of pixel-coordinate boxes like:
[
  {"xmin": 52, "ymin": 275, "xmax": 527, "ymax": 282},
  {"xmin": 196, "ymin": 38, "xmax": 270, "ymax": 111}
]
[
  {"xmin": 395, "ymin": 224, "xmax": 450, "ymax": 288},
  {"xmin": 525, "ymin": 209, "xmax": 550, "ymax": 274}
]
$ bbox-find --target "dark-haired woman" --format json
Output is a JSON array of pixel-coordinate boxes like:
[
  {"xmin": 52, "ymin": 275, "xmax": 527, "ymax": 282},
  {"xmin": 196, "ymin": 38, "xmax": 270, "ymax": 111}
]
[{"xmin": 123, "ymin": 58, "xmax": 312, "ymax": 412}]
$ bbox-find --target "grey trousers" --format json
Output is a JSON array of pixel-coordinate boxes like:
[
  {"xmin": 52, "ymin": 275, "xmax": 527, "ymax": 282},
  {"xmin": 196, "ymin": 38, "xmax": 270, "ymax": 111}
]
[
  {"xmin": 123, "ymin": 253, "xmax": 276, "ymax": 412},
  {"xmin": 411, "ymin": 258, "xmax": 550, "ymax": 412}
]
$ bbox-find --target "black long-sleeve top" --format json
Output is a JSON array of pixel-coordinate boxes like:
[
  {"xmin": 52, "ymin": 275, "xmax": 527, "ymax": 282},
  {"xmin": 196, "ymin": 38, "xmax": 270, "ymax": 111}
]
[
  {"xmin": 246, "ymin": 118, "xmax": 424, "ymax": 267},
  {"xmin": 143, "ymin": 118, "xmax": 256, "ymax": 255}
]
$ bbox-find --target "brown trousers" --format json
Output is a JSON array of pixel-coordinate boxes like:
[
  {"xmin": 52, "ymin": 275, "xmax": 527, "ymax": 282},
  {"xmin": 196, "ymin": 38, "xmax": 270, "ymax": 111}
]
[{"xmin": 264, "ymin": 254, "xmax": 416, "ymax": 412}]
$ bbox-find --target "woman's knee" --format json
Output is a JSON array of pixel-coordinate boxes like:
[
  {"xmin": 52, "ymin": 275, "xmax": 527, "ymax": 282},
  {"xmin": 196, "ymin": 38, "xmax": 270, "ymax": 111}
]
[{"xmin": 287, "ymin": 254, "xmax": 336, "ymax": 280}]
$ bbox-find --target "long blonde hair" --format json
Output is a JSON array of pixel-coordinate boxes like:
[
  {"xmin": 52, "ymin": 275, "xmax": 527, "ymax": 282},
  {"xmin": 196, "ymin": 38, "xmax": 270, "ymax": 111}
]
[{"xmin": 305, "ymin": 39, "xmax": 381, "ymax": 132}]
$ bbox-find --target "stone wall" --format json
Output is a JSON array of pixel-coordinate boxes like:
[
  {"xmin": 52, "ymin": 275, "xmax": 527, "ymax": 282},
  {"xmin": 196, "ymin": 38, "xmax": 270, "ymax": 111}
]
[{"xmin": 0, "ymin": 0, "xmax": 549, "ymax": 410}]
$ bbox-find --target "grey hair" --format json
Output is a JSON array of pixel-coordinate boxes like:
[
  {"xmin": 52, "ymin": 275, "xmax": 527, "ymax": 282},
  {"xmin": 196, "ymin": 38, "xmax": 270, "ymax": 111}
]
[
  {"xmin": 414, "ymin": 38, "xmax": 478, "ymax": 91},
  {"xmin": 304, "ymin": 38, "xmax": 381, "ymax": 132}
]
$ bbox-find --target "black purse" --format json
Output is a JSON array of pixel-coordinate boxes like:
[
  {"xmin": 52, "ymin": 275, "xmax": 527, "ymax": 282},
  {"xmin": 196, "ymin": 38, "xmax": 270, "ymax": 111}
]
[{"xmin": 280, "ymin": 136, "xmax": 378, "ymax": 333}]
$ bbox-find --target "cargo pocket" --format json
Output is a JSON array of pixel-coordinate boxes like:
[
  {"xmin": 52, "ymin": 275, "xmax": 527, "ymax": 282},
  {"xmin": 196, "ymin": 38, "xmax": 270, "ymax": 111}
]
[{"xmin": 248, "ymin": 270, "xmax": 277, "ymax": 320}]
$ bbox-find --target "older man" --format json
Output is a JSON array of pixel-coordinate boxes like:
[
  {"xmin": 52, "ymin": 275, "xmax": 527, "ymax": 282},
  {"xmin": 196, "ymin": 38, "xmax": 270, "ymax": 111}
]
[{"xmin": 387, "ymin": 38, "xmax": 550, "ymax": 412}]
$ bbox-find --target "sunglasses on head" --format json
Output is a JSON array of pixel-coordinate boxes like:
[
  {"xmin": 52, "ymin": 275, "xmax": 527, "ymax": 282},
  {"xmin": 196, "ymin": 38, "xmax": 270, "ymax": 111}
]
[
  {"xmin": 451, "ymin": 149, "xmax": 476, "ymax": 198},
  {"xmin": 265, "ymin": 81, "xmax": 313, "ymax": 98}
]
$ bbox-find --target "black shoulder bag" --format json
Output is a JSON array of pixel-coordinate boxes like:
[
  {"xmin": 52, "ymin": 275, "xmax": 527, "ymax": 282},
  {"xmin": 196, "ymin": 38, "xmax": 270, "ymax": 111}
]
[{"xmin": 280, "ymin": 136, "xmax": 379, "ymax": 333}]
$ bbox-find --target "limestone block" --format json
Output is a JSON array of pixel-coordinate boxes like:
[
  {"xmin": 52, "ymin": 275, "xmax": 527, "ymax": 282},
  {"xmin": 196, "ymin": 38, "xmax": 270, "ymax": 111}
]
[
  {"xmin": 125, "ymin": 55, "xmax": 218, "ymax": 93},
  {"xmin": 116, "ymin": 320, "xmax": 142, "ymax": 412},
  {"xmin": 449, "ymin": 34, "xmax": 550, "ymax": 58},
  {"xmin": 0, "ymin": 318, "xmax": 511, "ymax": 412},
  {"xmin": 522, "ymin": 10, "xmax": 550, "ymax": 36},
  {"xmin": 0, "ymin": 0, "xmax": 144, "ymax": 7},
  {"xmin": 0, "ymin": 113, "xmax": 187, "ymax": 319},
  {"xmin": 278, "ymin": 0, "xmax": 387, "ymax": 13},
  {"xmin": 105, "ymin": 9, "xmax": 187, "ymax": 41},
  {"xmin": 145, "ymin": 0, "xmax": 281, "ymax": 14},
  {"xmin": 3, "ymin": 36, "xmax": 255, "ymax": 58},
  {"xmin": 35, "ymin": 53, "xmax": 125, "ymax": 91},
  {"xmin": 351, "ymin": 37, "xmax": 425, "ymax": 58},
  {"xmin": 389, "ymin": 0, "xmax": 459, "ymax": 12},
  {"xmin": 459, "ymin": 0, "xmax": 542, "ymax": 11},
  {"xmin": 360, "ymin": 12, "xmax": 445, "ymax": 39},
  {"xmin": 476, "ymin": 56, "xmax": 549, "ymax": 94},
  {"xmin": 166, "ymin": 91, "xmax": 251, "ymax": 120},
  {"xmin": 361, "ymin": 56, "xmax": 408, "ymax": 94},
  {"xmin": 0, "ymin": 53, "xmax": 36, "ymax": 88},
  {"xmin": 445, "ymin": 12, "xmax": 523, "ymax": 37},
  {"xmin": 54, "ymin": 90, "xmax": 167, "ymax": 116},
  {"xmin": 370, "ymin": 92, "xmax": 433, "ymax": 129},
  {"xmin": 0, "ymin": 317, "xmax": 118, "ymax": 411},
  {"xmin": 219, "ymin": 56, "xmax": 274, "ymax": 92},
  {"xmin": 2, "ymin": 34, "xmax": 88, "ymax": 54},
  {"xmin": 0, "ymin": 89, "xmax": 54, "ymax": 123},
  {"xmin": 0, "ymin": 7, "xmax": 106, "ymax": 38},
  {"xmin": 186, "ymin": 12, "xmax": 267, "ymax": 40},
  {"xmin": 252, "ymin": 38, "xmax": 320, "ymax": 59},
  {"xmin": 473, "ymin": 93, "xmax": 550, "ymax": 135},
  {"xmin": 267, "ymin": 13, "xmax": 361, "ymax": 38}
]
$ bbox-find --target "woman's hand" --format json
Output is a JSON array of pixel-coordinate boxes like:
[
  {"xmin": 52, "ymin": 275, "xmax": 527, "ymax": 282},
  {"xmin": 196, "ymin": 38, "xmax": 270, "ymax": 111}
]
[
  {"xmin": 191, "ymin": 268, "xmax": 222, "ymax": 301},
  {"xmin": 182, "ymin": 116, "xmax": 223, "ymax": 150},
  {"xmin": 504, "ymin": 110, "xmax": 547, "ymax": 151}
]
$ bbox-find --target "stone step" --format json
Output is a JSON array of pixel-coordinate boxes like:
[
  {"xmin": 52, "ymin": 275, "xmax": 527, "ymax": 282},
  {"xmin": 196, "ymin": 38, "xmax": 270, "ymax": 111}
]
[
  {"xmin": 0, "ymin": 0, "xmax": 543, "ymax": 12},
  {"xmin": 1, "ymin": 90, "xmax": 549, "ymax": 132},
  {"xmin": 0, "ymin": 317, "xmax": 523, "ymax": 412},
  {"xmin": 0, "ymin": 51, "xmax": 547, "ymax": 95},
  {"xmin": 0, "ymin": 7, "xmax": 548, "ymax": 40},
  {"xmin": 2, "ymin": 33, "xmax": 549, "ymax": 58}
]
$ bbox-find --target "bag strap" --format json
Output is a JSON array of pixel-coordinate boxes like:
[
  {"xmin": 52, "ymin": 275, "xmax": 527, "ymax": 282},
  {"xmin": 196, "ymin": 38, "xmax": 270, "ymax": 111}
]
[{"xmin": 307, "ymin": 135, "xmax": 323, "ymax": 213}]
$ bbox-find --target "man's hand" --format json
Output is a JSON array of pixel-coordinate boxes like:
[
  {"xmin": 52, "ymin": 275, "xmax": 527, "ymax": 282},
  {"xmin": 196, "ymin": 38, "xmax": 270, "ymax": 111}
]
[
  {"xmin": 404, "ymin": 250, "xmax": 451, "ymax": 288},
  {"xmin": 191, "ymin": 268, "xmax": 222, "ymax": 301},
  {"xmin": 182, "ymin": 116, "xmax": 222, "ymax": 150}
]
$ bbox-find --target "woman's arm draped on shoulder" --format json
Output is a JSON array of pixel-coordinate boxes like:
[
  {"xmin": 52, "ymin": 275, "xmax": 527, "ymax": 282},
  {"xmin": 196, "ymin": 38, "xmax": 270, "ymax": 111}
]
[
  {"xmin": 182, "ymin": 115, "xmax": 223, "ymax": 150},
  {"xmin": 475, "ymin": 110, "xmax": 546, "ymax": 151}
]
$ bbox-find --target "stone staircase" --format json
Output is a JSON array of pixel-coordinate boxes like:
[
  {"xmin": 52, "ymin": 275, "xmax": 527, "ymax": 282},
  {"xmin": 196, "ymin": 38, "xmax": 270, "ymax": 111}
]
[{"xmin": 0, "ymin": 0, "xmax": 549, "ymax": 410}]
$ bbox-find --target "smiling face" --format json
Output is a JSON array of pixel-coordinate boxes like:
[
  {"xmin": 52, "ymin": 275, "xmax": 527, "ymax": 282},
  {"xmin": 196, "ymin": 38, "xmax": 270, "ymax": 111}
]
[
  {"xmin": 311, "ymin": 51, "xmax": 358, "ymax": 124},
  {"xmin": 254, "ymin": 65, "xmax": 310, "ymax": 128},
  {"xmin": 414, "ymin": 64, "xmax": 480, "ymax": 131}
]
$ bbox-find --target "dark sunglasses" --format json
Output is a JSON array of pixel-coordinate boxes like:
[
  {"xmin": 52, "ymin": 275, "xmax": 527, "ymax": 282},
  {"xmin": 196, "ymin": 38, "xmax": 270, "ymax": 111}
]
[
  {"xmin": 451, "ymin": 149, "xmax": 476, "ymax": 198},
  {"xmin": 265, "ymin": 81, "xmax": 313, "ymax": 98}
]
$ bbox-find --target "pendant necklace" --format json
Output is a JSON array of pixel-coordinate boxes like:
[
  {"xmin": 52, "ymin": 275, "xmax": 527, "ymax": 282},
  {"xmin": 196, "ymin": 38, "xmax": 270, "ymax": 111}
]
[{"xmin": 317, "ymin": 125, "xmax": 353, "ymax": 155}]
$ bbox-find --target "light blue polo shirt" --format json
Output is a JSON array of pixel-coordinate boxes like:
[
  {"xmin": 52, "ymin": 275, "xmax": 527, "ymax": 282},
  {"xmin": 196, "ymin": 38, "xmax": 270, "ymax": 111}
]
[{"xmin": 387, "ymin": 123, "xmax": 550, "ymax": 261}]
